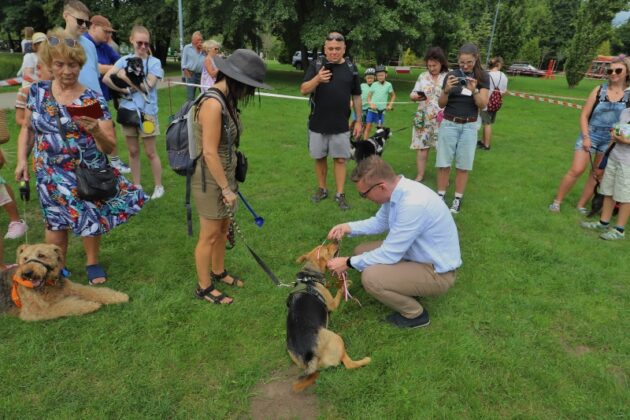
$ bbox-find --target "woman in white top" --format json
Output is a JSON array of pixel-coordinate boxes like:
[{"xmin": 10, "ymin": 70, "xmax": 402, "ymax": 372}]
[
  {"xmin": 200, "ymin": 40, "xmax": 220, "ymax": 92},
  {"xmin": 410, "ymin": 47, "xmax": 448, "ymax": 182},
  {"xmin": 478, "ymin": 57, "xmax": 508, "ymax": 150},
  {"xmin": 18, "ymin": 32, "xmax": 47, "ymax": 87}
]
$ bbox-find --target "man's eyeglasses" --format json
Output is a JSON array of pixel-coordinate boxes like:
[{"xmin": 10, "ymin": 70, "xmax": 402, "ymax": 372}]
[
  {"xmin": 135, "ymin": 41, "xmax": 150, "ymax": 48},
  {"xmin": 71, "ymin": 15, "xmax": 91, "ymax": 28},
  {"xmin": 326, "ymin": 34, "xmax": 345, "ymax": 42},
  {"xmin": 359, "ymin": 182, "xmax": 382, "ymax": 198},
  {"xmin": 47, "ymin": 37, "xmax": 78, "ymax": 48},
  {"xmin": 607, "ymin": 68, "xmax": 624, "ymax": 75}
]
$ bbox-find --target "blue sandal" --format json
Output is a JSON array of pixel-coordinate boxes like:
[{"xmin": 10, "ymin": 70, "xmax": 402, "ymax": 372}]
[{"xmin": 86, "ymin": 264, "xmax": 107, "ymax": 285}]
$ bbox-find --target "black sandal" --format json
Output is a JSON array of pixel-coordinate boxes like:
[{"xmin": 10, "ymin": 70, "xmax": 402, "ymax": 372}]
[
  {"xmin": 195, "ymin": 284, "xmax": 233, "ymax": 304},
  {"xmin": 211, "ymin": 270, "xmax": 244, "ymax": 288}
]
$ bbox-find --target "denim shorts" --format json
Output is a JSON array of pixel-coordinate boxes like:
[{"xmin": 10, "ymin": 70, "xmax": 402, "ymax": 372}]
[
  {"xmin": 308, "ymin": 130, "xmax": 351, "ymax": 159},
  {"xmin": 435, "ymin": 119, "xmax": 480, "ymax": 170},
  {"xmin": 574, "ymin": 127, "xmax": 612, "ymax": 154},
  {"xmin": 366, "ymin": 109, "xmax": 385, "ymax": 125}
]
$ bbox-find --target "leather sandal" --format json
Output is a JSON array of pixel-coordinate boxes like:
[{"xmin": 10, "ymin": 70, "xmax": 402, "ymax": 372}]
[
  {"xmin": 211, "ymin": 270, "xmax": 244, "ymax": 287},
  {"xmin": 195, "ymin": 284, "xmax": 232, "ymax": 304}
]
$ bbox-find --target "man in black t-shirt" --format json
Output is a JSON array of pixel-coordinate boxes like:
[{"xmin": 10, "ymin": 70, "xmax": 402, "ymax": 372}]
[{"xmin": 300, "ymin": 32, "xmax": 363, "ymax": 210}]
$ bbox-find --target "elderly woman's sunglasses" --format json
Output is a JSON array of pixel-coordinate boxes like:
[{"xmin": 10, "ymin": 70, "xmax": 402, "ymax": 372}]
[
  {"xmin": 47, "ymin": 37, "xmax": 78, "ymax": 48},
  {"xmin": 607, "ymin": 68, "xmax": 624, "ymax": 75}
]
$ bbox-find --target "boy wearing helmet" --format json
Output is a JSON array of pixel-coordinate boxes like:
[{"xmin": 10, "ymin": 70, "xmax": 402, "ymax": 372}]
[
  {"xmin": 365, "ymin": 65, "xmax": 395, "ymax": 139},
  {"xmin": 351, "ymin": 67, "xmax": 376, "ymax": 132}
]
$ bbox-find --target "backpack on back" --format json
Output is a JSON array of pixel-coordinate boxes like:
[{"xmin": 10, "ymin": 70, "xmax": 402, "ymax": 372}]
[{"xmin": 487, "ymin": 73, "xmax": 503, "ymax": 112}]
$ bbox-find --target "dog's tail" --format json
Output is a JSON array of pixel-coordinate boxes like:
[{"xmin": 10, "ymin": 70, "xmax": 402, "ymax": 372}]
[
  {"xmin": 292, "ymin": 356, "xmax": 319, "ymax": 392},
  {"xmin": 292, "ymin": 371, "xmax": 320, "ymax": 392}
]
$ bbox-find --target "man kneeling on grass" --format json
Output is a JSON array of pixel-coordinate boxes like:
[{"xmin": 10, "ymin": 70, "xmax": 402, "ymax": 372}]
[{"xmin": 326, "ymin": 156, "xmax": 461, "ymax": 328}]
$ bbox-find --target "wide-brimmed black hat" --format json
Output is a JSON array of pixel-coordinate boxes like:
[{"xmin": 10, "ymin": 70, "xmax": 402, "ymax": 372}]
[{"xmin": 214, "ymin": 49, "xmax": 272, "ymax": 90}]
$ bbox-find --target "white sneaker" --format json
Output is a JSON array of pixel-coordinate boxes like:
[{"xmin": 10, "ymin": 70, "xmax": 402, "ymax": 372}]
[
  {"xmin": 110, "ymin": 158, "xmax": 131, "ymax": 174},
  {"xmin": 450, "ymin": 197, "xmax": 462, "ymax": 214},
  {"xmin": 151, "ymin": 185, "xmax": 165, "ymax": 199},
  {"xmin": 5, "ymin": 219, "xmax": 28, "ymax": 239}
]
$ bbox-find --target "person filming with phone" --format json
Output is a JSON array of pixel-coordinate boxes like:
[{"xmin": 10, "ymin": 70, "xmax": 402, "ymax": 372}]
[
  {"xmin": 300, "ymin": 31, "xmax": 363, "ymax": 211},
  {"xmin": 435, "ymin": 43, "xmax": 489, "ymax": 214},
  {"xmin": 410, "ymin": 47, "xmax": 449, "ymax": 183}
]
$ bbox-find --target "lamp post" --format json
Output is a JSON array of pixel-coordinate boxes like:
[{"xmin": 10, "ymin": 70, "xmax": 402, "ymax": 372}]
[
  {"xmin": 486, "ymin": 0, "xmax": 501, "ymax": 66},
  {"xmin": 178, "ymin": 0, "xmax": 184, "ymax": 54}
]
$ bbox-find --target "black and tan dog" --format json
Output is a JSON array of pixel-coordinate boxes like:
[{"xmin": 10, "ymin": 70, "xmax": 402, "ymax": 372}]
[
  {"xmin": 286, "ymin": 243, "xmax": 371, "ymax": 392},
  {"xmin": 0, "ymin": 243, "xmax": 128, "ymax": 322}
]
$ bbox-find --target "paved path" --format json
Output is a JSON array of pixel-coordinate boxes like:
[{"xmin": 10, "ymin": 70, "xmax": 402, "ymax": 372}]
[{"xmin": 0, "ymin": 76, "xmax": 185, "ymax": 110}]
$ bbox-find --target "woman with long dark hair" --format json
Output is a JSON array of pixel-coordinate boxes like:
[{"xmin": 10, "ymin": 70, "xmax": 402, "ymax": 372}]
[
  {"xmin": 410, "ymin": 47, "xmax": 449, "ymax": 182},
  {"xmin": 192, "ymin": 49, "xmax": 271, "ymax": 304},
  {"xmin": 435, "ymin": 43, "xmax": 489, "ymax": 214}
]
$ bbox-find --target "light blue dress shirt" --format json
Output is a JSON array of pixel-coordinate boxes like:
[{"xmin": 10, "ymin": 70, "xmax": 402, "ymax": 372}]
[
  {"xmin": 181, "ymin": 43, "xmax": 204, "ymax": 74},
  {"xmin": 79, "ymin": 36, "xmax": 102, "ymax": 94},
  {"xmin": 348, "ymin": 177, "xmax": 462, "ymax": 274}
]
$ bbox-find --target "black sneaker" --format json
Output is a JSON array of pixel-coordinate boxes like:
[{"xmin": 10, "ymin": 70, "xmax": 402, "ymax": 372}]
[
  {"xmin": 385, "ymin": 310, "xmax": 430, "ymax": 329},
  {"xmin": 450, "ymin": 197, "xmax": 461, "ymax": 214},
  {"xmin": 311, "ymin": 188, "xmax": 328, "ymax": 203},
  {"xmin": 335, "ymin": 193, "xmax": 350, "ymax": 210},
  {"xmin": 477, "ymin": 140, "xmax": 484, "ymax": 149}
]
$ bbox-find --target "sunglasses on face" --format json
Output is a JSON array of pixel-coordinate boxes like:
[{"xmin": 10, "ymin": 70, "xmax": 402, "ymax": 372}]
[
  {"xmin": 135, "ymin": 41, "xmax": 150, "ymax": 48},
  {"xmin": 326, "ymin": 34, "xmax": 345, "ymax": 42},
  {"xmin": 71, "ymin": 15, "xmax": 91, "ymax": 28},
  {"xmin": 47, "ymin": 36, "xmax": 78, "ymax": 48},
  {"xmin": 607, "ymin": 68, "xmax": 624, "ymax": 75},
  {"xmin": 359, "ymin": 182, "xmax": 382, "ymax": 198}
]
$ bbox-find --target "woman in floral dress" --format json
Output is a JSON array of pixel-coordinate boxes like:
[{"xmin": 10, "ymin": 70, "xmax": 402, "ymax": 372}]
[
  {"xmin": 15, "ymin": 29, "xmax": 147, "ymax": 285},
  {"xmin": 410, "ymin": 47, "xmax": 449, "ymax": 182}
]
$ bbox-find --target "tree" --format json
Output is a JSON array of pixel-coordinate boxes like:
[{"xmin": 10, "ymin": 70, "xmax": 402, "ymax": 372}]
[
  {"xmin": 492, "ymin": 0, "xmax": 529, "ymax": 63},
  {"xmin": 517, "ymin": 37, "xmax": 542, "ymax": 65},
  {"xmin": 1, "ymin": 0, "xmax": 51, "ymax": 50},
  {"xmin": 564, "ymin": 0, "xmax": 626, "ymax": 87},
  {"xmin": 540, "ymin": 0, "xmax": 579, "ymax": 65},
  {"xmin": 611, "ymin": 19, "xmax": 630, "ymax": 54}
]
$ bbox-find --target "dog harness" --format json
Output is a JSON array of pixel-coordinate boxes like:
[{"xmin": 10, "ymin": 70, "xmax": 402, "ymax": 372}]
[
  {"xmin": 10, "ymin": 259, "xmax": 57, "ymax": 308},
  {"xmin": 286, "ymin": 269, "xmax": 328, "ymax": 308}
]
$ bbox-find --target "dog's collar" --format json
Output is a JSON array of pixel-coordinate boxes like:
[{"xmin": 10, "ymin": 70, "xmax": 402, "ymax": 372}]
[
  {"xmin": 11, "ymin": 274, "xmax": 55, "ymax": 308},
  {"xmin": 295, "ymin": 269, "xmax": 326, "ymax": 285}
]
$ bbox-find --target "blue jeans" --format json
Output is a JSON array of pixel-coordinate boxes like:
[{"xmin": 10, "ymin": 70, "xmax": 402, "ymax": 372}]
[
  {"xmin": 185, "ymin": 72, "xmax": 201, "ymax": 102},
  {"xmin": 436, "ymin": 119, "xmax": 480, "ymax": 170}
]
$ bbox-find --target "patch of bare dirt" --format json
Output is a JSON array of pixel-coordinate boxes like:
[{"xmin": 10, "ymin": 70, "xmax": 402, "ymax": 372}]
[{"xmin": 250, "ymin": 365, "xmax": 319, "ymax": 420}]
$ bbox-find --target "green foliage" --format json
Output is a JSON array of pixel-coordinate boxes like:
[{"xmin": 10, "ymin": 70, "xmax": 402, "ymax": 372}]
[
  {"xmin": 518, "ymin": 37, "xmax": 543, "ymax": 66},
  {"xmin": 611, "ymin": 19, "xmax": 630, "ymax": 54},
  {"xmin": 493, "ymin": 0, "xmax": 529, "ymax": 63},
  {"xmin": 542, "ymin": 0, "xmax": 580, "ymax": 63},
  {"xmin": 565, "ymin": 0, "xmax": 626, "ymax": 87},
  {"xmin": 401, "ymin": 48, "xmax": 417, "ymax": 66},
  {"xmin": 597, "ymin": 40, "xmax": 612, "ymax": 56}
]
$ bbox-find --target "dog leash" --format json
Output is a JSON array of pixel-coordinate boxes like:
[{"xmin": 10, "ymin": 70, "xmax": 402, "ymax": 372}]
[
  {"xmin": 225, "ymin": 205, "xmax": 283, "ymax": 287},
  {"xmin": 318, "ymin": 239, "xmax": 362, "ymax": 306}
]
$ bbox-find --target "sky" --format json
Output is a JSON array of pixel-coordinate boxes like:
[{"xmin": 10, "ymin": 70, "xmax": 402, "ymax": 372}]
[{"xmin": 614, "ymin": 11, "xmax": 630, "ymax": 26}]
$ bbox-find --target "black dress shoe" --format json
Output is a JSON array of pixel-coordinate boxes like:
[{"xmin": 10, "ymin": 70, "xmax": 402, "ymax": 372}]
[{"xmin": 385, "ymin": 310, "xmax": 430, "ymax": 329}]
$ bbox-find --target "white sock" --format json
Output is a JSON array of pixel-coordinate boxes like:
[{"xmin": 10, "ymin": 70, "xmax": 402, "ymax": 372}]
[{"xmin": 455, "ymin": 193, "xmax": 463, "ymax": 199}]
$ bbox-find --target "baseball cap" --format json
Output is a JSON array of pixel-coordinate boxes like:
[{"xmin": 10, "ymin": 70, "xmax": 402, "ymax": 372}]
[
  {"xmin": 32, "ymin": 32, "xmax": 47, "ymax": 44},
  {"xmin": 91, "ymin": 15, "xmax": 116, "ymax": 32}
]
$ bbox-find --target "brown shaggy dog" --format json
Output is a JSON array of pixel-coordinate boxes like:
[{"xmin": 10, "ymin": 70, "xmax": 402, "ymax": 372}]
[
  {"xmin": 0, "ymin": 244, "xmax": 128, "ymax": 321},
  {"xmin": 286, "ymin": 243, "xmax": 371, "ymax": 392}
]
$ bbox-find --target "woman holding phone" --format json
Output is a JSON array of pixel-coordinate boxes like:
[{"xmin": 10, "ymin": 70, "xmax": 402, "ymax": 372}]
[
  {"xmin": 436, "ymin": 43, "xmax": 489, "ymax": 214},
  {"xmin": 410, "ymin": 47, "xmax": 448, "ymax": 183}
]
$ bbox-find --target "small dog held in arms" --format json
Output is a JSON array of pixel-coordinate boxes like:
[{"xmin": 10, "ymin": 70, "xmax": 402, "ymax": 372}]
[
  {"xmin": 0, "ymin": 244, "xmax": 128, "ymax": 321},
  {"xmin": 350, "ymin": 127, "xmax": 392, "ymax": 162},
  {"xmin": 286, "ymin": 242, "xmax": 371, "ymax": 392},
  {"xmin": 109, "ymin": 56, "xmax": 150, "ymax": 103}
]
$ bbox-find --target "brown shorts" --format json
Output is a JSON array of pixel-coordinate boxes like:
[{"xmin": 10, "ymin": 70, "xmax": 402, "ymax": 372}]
[
  {"xmin": 120, "ymin": 114, "xmax": 160, "ymax": 139},
  {"xmin": 191, "ymin": 162, "xmax": 237, "ymax": 220}
]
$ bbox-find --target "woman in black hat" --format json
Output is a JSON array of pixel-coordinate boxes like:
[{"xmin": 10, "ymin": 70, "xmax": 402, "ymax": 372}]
[{"xmin": 192, "ymin": 49, "xmax": 272, "ymax": 304}]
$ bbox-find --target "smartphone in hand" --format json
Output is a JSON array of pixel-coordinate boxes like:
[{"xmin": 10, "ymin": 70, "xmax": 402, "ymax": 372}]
[{"xmin": 415, "ymin": 91, "xmax": 427, "ymax": 100}]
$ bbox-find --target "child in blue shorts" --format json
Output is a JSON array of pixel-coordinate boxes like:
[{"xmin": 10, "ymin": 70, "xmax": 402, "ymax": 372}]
[
  {"xmin": 364, "ymin": 65, "xmax": 395, "ymax": 139},
  {"xmin": 351, "ymin": 67, "xmax": 375, "ymax": 133}
]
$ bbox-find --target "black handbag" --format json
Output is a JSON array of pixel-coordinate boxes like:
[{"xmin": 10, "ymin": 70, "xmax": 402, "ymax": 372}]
[
  {"xmin": 75, "ymin": 163, "xmax": 118, "ymax": 201},
  {"xmin": 235, "ymin": 150, "xmax": 248, "ymax": 183},
  {"xmin": 51, "ymin": 91, "xmax": 118, "ymax": 201},
  {"xmin": 116, "ymin": 107, "xmax": 141, "ymax": 127}
]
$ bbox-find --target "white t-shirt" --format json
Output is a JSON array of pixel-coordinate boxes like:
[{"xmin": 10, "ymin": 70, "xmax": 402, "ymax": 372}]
[
  {"xmin": 18, "ymin": 53, "xmax": 38, "ymax": 87},
  {"xmin": 483, "ymin": 70, "xmax": 508, "ymax": 111},
  {"xmin": 612, "ymin": 108, "xmax": 630, "ymax": 165}
]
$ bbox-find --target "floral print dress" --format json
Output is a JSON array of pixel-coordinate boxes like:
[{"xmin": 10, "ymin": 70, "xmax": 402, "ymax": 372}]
[
  {"xmin": 27, "ymin": 81, "xmax": 148, "ymax": 236},
  {"xmin": 410, "ymin": 71, "xmax": 447, "ymax": 150}
]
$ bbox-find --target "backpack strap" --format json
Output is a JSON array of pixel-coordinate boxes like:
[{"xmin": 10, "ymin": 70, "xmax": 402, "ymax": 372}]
[{"xmin": 598, "ymin": 83, "xmax": 608, "ymax": 103}]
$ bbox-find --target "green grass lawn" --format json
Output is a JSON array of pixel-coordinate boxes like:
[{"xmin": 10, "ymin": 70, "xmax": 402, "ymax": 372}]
[{"xmin": 0, "ymin": 63, "xmax": 627, "ymax": 418}]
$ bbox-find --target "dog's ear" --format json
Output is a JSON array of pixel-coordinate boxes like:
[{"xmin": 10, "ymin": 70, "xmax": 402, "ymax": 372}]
[
  {"xmin": 51, "ymin": 245, "xmax": 63, "ymax": 262},
  {"xmin": 296, "ymin": 253, "xmax": 308, "ymax": 264}
]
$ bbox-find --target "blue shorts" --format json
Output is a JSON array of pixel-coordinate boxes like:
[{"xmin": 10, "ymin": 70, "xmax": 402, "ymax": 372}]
[
  {"xmin": 352, "ymin": 109, "xmax": 369, "ymax": 124},
  {"xmin": 574, "ymin": 126, "xmax": 612, "ymax": 154},
  {"xmin": 366, "ymin": 109, "xmax": 385, "ymax": 125},
  {"xmin": 435, "ymin": 119, "xmax": 480, "ymax": 171}
]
